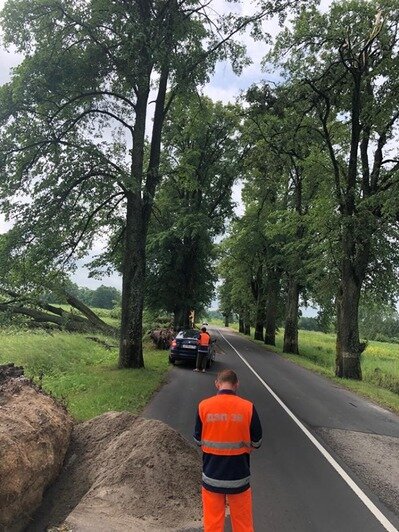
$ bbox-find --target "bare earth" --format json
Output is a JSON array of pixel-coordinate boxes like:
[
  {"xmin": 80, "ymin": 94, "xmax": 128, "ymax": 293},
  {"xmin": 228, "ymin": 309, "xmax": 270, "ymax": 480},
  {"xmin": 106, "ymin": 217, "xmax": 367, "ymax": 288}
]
[
  {"xmin": 24, "ymin": 410, "xmax": 398, "ymax": 531},
  {"xmin": 27, "ymin": 412, "xmax": 203, "ymax": 532}
]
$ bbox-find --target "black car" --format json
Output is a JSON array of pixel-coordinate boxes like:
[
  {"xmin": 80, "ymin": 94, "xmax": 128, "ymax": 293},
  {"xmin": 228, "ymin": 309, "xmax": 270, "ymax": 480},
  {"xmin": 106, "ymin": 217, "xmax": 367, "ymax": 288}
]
[{"xmin": 169, "ymin": 329, "xmax": 216, "ymax": 368}]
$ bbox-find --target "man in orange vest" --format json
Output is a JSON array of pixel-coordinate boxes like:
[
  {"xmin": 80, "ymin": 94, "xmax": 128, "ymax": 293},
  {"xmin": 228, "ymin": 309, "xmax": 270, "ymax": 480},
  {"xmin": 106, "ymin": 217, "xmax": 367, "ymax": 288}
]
[
  {"xmin": 194, "ymin": 326, "xmax": 211, "ymax": 373},
  {"xmin": 194, "ymin": 369, "xmax": 262, "ymax": 531}
]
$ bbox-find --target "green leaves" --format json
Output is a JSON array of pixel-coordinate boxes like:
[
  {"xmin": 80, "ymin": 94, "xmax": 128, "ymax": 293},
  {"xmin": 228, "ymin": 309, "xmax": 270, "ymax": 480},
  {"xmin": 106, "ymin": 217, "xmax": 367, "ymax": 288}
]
[{"xmin": 146, "ymin": 95, "xmax": 240, "ymax": 315}]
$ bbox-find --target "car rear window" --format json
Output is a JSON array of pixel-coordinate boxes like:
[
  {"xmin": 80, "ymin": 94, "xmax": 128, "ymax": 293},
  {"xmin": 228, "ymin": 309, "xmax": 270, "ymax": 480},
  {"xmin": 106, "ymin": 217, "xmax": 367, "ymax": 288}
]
[{"xmin": 177, "ymin": 329, "xmax": 200, "ymax": 339}]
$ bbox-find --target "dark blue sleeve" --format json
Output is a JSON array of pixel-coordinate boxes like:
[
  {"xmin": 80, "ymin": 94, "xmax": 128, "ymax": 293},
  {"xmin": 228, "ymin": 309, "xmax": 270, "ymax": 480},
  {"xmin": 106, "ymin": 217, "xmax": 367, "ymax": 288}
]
[
  {"xmin": 193, "ymin": 408, "xmax": 202, "ymax": 446},
  {"xmin": 250, "ymin": 405, "xmax": 262, "ymax": 448}
]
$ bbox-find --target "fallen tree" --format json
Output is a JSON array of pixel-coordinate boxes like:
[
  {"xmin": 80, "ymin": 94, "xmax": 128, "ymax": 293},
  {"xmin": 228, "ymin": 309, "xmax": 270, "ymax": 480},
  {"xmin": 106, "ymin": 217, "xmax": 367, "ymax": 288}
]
[{"xmin": 0, "ymin": 288, "xmax": 118, "ymax": 336}]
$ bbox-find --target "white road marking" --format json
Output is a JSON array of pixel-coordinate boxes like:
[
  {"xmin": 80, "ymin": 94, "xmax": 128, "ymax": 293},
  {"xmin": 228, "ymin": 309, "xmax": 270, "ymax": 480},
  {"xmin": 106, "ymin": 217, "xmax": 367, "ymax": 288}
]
[{"xmin": 218, "ymin": 329, "xmax": 398, "ymax": 532}]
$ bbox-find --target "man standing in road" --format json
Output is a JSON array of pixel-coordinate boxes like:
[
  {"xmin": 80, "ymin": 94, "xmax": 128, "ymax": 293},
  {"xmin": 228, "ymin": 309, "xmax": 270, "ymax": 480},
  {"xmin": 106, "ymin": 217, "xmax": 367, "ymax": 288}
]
[
  {"xmin": 194, "ymin": 326, "xmax": 211, "ymax": 373},
  {"xmin": 194, "ymin": 369, "xmax": 262, "ymax": 531}
]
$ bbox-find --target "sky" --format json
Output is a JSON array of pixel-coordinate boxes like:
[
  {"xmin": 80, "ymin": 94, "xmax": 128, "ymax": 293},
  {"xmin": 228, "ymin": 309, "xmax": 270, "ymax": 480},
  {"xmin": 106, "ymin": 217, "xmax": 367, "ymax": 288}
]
[{"xmin": 0, "ymin": 0, "xmax": 331, "ymax": 303}]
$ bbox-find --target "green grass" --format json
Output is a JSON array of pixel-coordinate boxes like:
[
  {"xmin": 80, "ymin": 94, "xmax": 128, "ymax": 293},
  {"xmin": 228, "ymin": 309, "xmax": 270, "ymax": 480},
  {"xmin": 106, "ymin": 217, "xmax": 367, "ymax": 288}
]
[
  {"xmin": 0, "ymin": 329, "xmax": 170, "ymax": 421},
  {"xmin": 213, "ymin": 323, "xmax": 399, "ymax": 413},
  {"xmin": 276, "ymin": 329, "xmax": 399, "ymax": 395},
  {"xmin": 3, "ymin": 319, "xmax": 397, "ymax": 421}
]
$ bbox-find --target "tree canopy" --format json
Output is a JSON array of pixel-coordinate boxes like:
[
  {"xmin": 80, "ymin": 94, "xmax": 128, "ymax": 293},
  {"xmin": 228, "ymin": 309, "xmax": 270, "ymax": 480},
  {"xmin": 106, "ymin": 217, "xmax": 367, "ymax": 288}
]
[
  {"xmin": 0, "ymin": 0, "xmax": 316, "ymax": 368},
  {"xmin": 1, "ymin": 0, "xmax": 399, "ymax": 383}
]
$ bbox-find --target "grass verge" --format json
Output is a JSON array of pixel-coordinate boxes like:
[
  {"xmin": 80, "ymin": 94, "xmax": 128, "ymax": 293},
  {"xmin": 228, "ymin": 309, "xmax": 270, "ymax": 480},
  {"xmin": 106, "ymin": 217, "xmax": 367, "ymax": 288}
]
[
  {"xmin": 0, "ymin": 329, "xmax": 170, "ymax": 421},
  {"xmin": 213, "ymin": 323, "xmax": 399, "ymax": 414}
]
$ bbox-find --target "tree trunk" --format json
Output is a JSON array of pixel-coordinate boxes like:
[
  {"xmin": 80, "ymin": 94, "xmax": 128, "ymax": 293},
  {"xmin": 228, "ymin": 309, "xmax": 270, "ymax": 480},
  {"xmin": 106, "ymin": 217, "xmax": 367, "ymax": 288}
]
[
  {"xmin": 254, "ymin": 284, "xmax": 265, "ymax": 342},
  {"xmin": 174, "ymin": 306, "xmax": 191, "ymax": 331},
  {"xmin": 335, "ymin": 260, "xmax": 363, "ymax": 379},
  {"xmin": 0, "ymin": 290, "xmax": 118, "ymax": 335},
  {"xmin": 119, "ymin": 192, "xmax": 146, "ymax": 368},
  {"xmin": 264, "ymin": 269, "xmax": 280, "ymax": 346},
  {"xmin": 64, "ymin": 292, "xmax": 117, "ymax": 336},
  {"xmin": 119, "ymin": 81, "xmax": 150, "ymax": 369},
  {"xmin": 335, "ymin": 220, "xmax": 370, "ymax": 379},
  {"xmin": 224, "ymin": 314, "xmax": 229, "ymax": 327},
  {"xmin": 334, "ymin": 72, "xmax": 365, "ymax": 379},
  {"xmin": 283, "ymin": 277, "xmax": 299, "ymax": 354},
  {"xmin": 254, "ymin": 315, "xmax": 264, "ymax": 341},
  {"xmin": 238, "ymin": 316, "xmax": 244, "ymax": 333},
  {"xmin": 244, "ymin": 321, "xmax": 251, "ymax": 336},
  {"xmin": 254, "ymin": 320, "xmax": 265, "ymax": 342}
]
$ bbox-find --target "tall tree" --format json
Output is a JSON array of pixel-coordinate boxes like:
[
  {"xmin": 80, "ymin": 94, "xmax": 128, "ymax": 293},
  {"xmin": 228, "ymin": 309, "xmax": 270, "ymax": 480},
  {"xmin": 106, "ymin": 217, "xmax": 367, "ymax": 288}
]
[
  {"xmin": 146, "ymin": 96, "xmax": 240, "ymax": 329},
  {"xmin": 243, "ymin": 83, "xmax": 321, "ymax": 353},
  {"xmin": 270, "ymin": 0, "xmax": 399, "ymax": 378}
]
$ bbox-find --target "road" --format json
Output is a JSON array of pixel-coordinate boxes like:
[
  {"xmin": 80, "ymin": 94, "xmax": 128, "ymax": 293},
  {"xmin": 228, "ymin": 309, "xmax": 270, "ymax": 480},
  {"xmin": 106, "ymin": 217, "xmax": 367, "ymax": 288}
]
[{"xmin": 143, "ymin": 327, "xmax": 399, "ymax": 532}]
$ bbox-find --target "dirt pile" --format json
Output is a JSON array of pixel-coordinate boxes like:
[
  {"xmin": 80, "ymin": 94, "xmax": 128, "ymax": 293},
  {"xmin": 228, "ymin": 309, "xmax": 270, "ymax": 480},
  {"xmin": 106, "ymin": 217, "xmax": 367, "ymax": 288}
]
[
  {"xmin": 30, "ymin": 412, "xmax": 203, "ymax": 531},
  {"xmin": 0, "ymin": 365, "xmax": 73, "ymax": 532}
]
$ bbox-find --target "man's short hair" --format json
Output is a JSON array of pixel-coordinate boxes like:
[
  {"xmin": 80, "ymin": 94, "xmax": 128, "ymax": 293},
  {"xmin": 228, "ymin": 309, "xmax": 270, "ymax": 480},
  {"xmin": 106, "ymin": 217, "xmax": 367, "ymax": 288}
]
[{"xmin": 216, "ymin": 369, "xmax": 238, "ymax": 385}]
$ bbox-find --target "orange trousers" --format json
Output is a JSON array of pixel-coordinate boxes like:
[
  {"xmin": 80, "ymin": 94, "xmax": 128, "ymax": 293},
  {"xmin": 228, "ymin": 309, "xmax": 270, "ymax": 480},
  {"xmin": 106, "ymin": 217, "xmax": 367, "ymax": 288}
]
[{"xmin": 202, "ymin": 487, "xmax": 254, "ymax": 532}]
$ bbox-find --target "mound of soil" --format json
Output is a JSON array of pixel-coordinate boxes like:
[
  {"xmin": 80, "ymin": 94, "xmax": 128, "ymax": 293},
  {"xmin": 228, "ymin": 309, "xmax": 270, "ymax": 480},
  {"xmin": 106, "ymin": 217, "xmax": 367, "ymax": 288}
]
[
  {"xmin": 29, "ymin": 412, "xmax": 203, "ymax": 531},
  {"xmin": 0, "ymin": 366, "xmax": 73, "ymax": 532}
]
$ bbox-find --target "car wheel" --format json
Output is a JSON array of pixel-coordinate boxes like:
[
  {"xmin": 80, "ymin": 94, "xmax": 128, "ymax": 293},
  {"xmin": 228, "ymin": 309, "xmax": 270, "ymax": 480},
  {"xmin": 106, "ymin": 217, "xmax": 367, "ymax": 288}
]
[{"xmin": 169, "ymin": 356, "xmax": 176, "ymax": 365}]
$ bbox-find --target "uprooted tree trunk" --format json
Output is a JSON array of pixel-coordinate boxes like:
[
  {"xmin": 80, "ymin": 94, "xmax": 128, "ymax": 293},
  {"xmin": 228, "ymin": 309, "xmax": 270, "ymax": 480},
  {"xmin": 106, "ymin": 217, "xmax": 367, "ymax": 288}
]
[{"xmin": 0, "ymin": 289, "xmax": 118, "ymax": 336}]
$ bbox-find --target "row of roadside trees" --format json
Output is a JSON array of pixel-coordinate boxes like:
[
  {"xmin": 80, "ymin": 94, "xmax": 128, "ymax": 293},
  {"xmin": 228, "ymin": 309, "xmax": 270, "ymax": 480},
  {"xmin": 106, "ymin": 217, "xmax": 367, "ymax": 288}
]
[
  {"xmin": 0, "ymin": 0, "xmax": 398, "ymax": 382},
  {"xmin": 218, "ymin": 0, "xmax": 399, "ymax": 379},
  {"xmin": 0, "ymin": 0, "xmax": 314, "ymax": 368}
]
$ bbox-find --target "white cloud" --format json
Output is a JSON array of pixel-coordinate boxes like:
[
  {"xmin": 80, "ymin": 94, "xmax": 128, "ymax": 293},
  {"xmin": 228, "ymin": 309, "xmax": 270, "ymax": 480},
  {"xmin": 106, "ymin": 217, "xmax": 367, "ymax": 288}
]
[
  {"xmin": 70, "ymin": 261, "xmax": 122, "ymax": 290},
  {"xmin": 0, "ymin": 214, "xmax": 12, "ymax": 233},
  {"xmin": 0, "ymin": 47, "xmax": 21, "ymax": 84},
  {"xmin": 203, "ymin": 82, "xmax": 239, "ymax": 104}
]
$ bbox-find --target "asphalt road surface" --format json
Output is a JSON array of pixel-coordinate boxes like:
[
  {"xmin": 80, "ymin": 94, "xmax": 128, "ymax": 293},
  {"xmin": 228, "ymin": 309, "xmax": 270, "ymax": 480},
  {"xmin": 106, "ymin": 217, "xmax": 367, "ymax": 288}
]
[{"xmin": 143, "ymin": 327, "xmax": 399, "ymax": 532}]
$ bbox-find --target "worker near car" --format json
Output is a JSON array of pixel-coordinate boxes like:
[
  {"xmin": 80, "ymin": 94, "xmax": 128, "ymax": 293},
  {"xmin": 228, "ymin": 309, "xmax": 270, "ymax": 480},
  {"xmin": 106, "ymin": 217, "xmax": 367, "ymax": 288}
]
[
  {"xmin": 194, "ymin": 326, "xmax": 211, "ymax": 373},
  {"xmin": 194, "ymin": 369, "xmax": 262, "ymax": 531}
]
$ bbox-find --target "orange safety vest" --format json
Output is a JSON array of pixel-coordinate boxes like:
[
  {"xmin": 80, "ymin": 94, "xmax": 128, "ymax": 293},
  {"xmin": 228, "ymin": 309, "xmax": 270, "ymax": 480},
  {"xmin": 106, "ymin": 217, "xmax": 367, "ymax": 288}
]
[
  {"xmin": 198, "ymin": 332, "xmax": 211, "ymax": 346},
  {"xmin": 199, "ymin": 394, "xmax": 253, "ymax": 456}
]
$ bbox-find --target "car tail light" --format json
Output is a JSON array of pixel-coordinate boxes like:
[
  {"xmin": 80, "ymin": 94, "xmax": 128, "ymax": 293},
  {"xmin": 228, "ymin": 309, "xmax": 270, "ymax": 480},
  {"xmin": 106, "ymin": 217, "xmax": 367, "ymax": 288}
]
[{"xmin": 171, "ymin": 340, "xmax": 177, "ymax": 348}]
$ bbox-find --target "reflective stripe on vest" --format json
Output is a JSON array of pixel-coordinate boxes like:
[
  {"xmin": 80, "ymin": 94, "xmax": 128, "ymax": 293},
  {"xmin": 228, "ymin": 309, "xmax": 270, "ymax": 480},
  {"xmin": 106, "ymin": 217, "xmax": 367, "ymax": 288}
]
[
  {"xmin": 201, "ymin": 439, "xmax": 251, "ymax": 450},
  {"xmin": 202, "ymin": 473, "xmax": 251, "ymax": 489}
]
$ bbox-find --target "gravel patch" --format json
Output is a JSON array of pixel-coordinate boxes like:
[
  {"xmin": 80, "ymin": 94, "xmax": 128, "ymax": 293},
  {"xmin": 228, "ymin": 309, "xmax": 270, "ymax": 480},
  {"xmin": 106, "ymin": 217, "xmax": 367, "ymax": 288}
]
[{"xmin": 317, "ymin": 427, "xmax": 399, "ymax": 515}]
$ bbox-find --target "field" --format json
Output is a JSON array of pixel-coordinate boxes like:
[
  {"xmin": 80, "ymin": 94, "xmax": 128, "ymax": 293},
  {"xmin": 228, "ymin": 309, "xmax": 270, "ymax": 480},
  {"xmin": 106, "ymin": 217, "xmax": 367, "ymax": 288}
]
[
  {"xmin": 0, "ymin": 326, "xmax": 170, "ymax": 421},
  {"xmin": 221, "ymin": 322, "xmax": 399, "ymax": 413}
]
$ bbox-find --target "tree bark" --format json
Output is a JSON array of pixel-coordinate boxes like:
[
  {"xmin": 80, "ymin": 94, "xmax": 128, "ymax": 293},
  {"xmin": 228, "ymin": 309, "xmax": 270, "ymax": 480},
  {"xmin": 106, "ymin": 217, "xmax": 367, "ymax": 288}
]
[
  {"xmin": 335, "ymin": 275, "xmax": 362, "ymax": 379},
  {"xmin": 119, "ymin": 192, "xmax": 147, "ymax": 368},
  {"xmin": 119, "ymin": 74, "xmax": 150, "ymax": 368},
  {"xmin": 224, "ymin": 314, "xmax": 229, "ymax": 327},
  {"xmin": 334, "ymin": 73, "xmax": 367, "ymax": 380},
  {"xmin": 335, "ymin": 249, "xmax": 366, "ymax": 379},
  {"xmin": 335, "ymin": 218, "xmax": 370, "ymax": 379},
  {"xmin": 174, "ymin": 306, "xmax": 191, "ymax": 331},
  {"xmin": 244, "ymin": 321, "xmax": 251, "ymax": 336},
  {"xmin": 252, "ymin": 265, "xmax": 265, "ymax": 341},
  {"xmin": 238, "ymin": 316, "xmax": 244, "ymax": 333},
  {"xmin": 264, "ymin": 269, "xmax": 280, "ymax": 346},
  {"xmin": 283, "ymin": 276, "xmax": 300, "ymax": 354}
]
